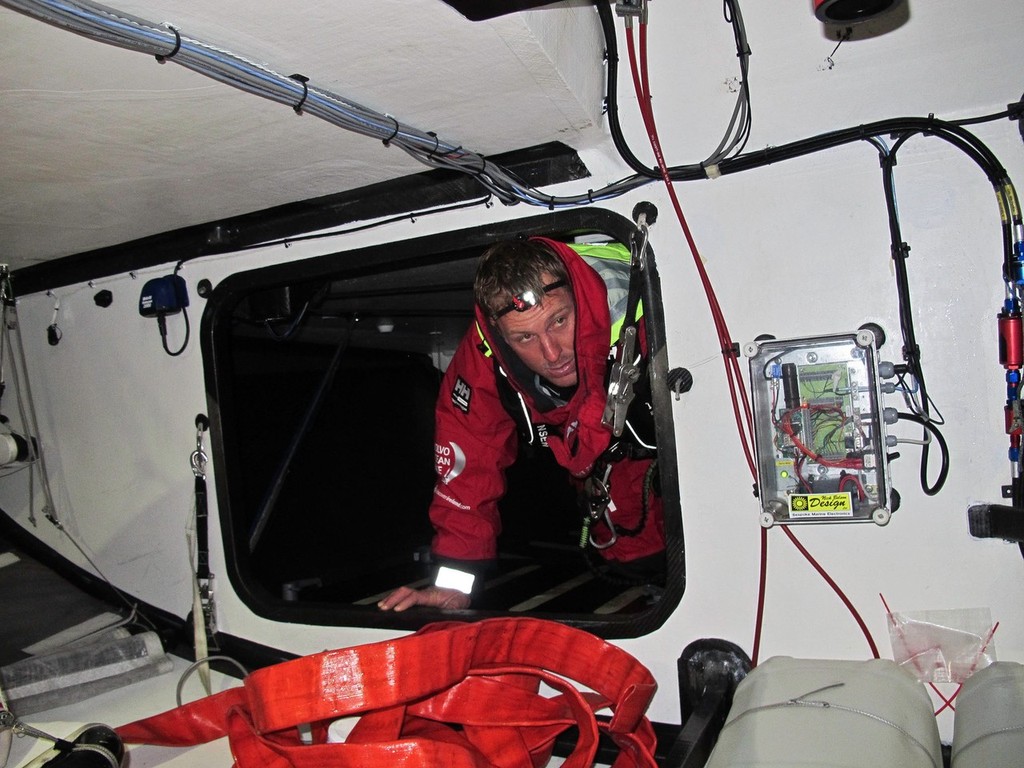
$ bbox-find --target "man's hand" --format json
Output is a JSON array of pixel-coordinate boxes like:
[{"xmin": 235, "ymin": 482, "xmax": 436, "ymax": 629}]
[{"xmin": 377, "ymin": 585, "xmax": 471, "ymax": 612}]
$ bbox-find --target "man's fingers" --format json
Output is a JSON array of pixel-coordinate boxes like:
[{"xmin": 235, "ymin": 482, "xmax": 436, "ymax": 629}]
[
  {"xmin": 378, "ymin": 586, "xmax": 418, "ymax": 611},
  {"xmin": 378, "ymin": 585, "xmax": 470, "ymax": 611}
]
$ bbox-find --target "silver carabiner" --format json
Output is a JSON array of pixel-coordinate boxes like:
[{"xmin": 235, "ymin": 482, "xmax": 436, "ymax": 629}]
[
  {"xmin": 630, "ymin": 201, "xmax": 656, "ymax": 271},
  {"xmin": 587, "ymin": 465, "xmax": 618, "ymax": 550},
  {"xmin": 589, "ymin": 506, "xmax": 619, "ymax": 550}
]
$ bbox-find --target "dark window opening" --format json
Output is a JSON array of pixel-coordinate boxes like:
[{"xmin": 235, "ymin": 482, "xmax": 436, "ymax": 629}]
[{"xmin": 202, "ymin": 208, "xmax": 684, "ymax": 638}]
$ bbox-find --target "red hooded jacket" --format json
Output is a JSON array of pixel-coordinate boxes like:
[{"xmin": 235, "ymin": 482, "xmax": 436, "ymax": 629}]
[{"xmin": 429, "ymin": 238, "xmax": 664, "ymax": 565}]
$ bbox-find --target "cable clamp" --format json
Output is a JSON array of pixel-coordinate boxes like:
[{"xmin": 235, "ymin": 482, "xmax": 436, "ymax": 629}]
[
  {"xmin": 382, "ymin": 114, "xmax": 400, "ymax": 146},
  {"xmin": 891, "ymin": 241, "xmax": 911, "ymax": 261},
  {"xmin": 425, "ymin": 131, "xmax": 439, "ymax": 161},
  {"xmin": 289, "ymin": 74, "xmax": 310, "ymax": 115},
  {"xmin": 155, "ymin": 25, "xmax": 181, "ymax": 64},
  {"xmin": 615, "ymin": 0, "xmax": 647, "ymax": 25}
]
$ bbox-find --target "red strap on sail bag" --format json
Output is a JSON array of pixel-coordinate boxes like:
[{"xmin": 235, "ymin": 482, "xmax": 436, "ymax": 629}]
[{"xmin": 117, "ymin": 617, "xmax": 659, "ymax": 768}]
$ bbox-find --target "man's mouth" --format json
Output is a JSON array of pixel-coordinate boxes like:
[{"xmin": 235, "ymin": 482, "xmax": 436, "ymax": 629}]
[{"xmin": 548, "ymin": 359, "xmax": 575, "ymax": 378}]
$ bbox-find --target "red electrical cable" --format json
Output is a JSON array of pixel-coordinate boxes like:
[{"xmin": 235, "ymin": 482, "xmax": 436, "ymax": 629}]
[
  {"xmin": 626, "ymin": 14, "xmax": 878, "ymax": 665},
  {"xmin": 751, "ymin": 526, "xmax": 768, "ymax": 665},
  {"xmin": 627, "ymin": 23, "xmax": 757, "ymax": 472},
  {"xmin": 778, "ymin": 406, "xmax": 865, "ymax": 469},
  {"xmin": 626, "ymin": 21, "xmax": 769, "ymax": 662},
  {"xmin": 782, "ymin": 525, "xmax": 879, "ymax": 658},
  {"xmin": 838, "ymin": 473, "xmax": 867, "ymax": 500}
]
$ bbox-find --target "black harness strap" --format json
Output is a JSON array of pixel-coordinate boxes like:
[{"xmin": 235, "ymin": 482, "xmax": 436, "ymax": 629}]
[{"xmin": 191, "ymin": 414, "xmax": 218, "ymax": 650}]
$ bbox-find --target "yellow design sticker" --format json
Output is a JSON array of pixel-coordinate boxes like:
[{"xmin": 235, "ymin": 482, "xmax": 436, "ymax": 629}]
[{"xmin": 789, "ymin": 492, "xmax": 853, "ymax": 517}]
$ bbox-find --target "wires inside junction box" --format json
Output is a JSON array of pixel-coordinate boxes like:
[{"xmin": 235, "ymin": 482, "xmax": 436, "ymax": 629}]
[{"xmin": 745, "ymin": 329, "xmax": 895, "ymax": 528}]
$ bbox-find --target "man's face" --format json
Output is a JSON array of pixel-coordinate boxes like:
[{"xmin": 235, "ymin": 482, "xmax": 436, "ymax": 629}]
[{"xmin": 494, "ymin": 274, "xmax": 577, "ymax": 388}]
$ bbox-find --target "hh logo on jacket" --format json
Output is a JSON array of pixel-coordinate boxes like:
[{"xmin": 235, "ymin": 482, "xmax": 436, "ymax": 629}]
[{"xmin": 451, "ymin": 376, "xmax": 472, "ymax": 414}]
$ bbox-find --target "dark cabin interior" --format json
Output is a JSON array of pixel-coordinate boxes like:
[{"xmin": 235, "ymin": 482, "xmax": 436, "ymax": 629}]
[{"xmin": 212, "ymin": 232, "xmax": 670, "ymax": 623}]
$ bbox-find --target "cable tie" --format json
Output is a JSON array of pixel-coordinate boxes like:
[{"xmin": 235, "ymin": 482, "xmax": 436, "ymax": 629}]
[
  {"xmin": 587, "ymin": 189, "xmax": 594, "ymax": 203},
  {"xmin": 426, "ymin": 131, "xmax": 439, "ymax": 161},
  {"xmin": 155, "ymin": 25, "xmax": 181, "ymax": 64},
  {"xmin": 382, "ymin": 114, "xmax": 400, "ymax": 146},
  {"xmin": 704, "ymin": 163, "xmax": 722, "ymax": 179},
  {"xmin": 289, "ymin": 74, "xmax": 310, "ymax": 115}
]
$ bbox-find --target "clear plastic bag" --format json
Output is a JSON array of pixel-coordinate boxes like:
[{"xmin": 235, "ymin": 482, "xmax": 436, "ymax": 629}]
[{"xmin": 886, "ymin": 607, "xmax": 997, "ymax": 683}]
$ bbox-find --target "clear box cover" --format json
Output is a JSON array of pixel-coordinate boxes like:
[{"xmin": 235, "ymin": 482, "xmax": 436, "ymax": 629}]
[{"xmin": 744, "ymin": 330, "xmax": 891, "ymax": 527}]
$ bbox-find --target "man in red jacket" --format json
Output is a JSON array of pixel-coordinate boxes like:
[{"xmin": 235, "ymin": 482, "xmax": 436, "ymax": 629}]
[{"xmin": 380, "ymin": 237, "xmax": 664, "ymax": 611}]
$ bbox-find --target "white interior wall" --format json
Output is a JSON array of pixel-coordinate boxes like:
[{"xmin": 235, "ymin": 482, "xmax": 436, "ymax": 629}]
[{"xmin": 0, "ymin": 0, "xmax": 1022, "ymax": 740}]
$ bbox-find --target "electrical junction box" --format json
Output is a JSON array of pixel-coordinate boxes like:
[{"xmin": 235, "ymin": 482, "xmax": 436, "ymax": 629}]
[{"xmin": 744, "ymin": 329, "xmax": 892, "ymax": 528}]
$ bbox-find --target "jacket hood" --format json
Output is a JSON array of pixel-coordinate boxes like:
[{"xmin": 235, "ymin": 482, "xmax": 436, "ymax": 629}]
[{"xmin": 473, "ymin": 237, "xmax": 613, "ymax": 476}]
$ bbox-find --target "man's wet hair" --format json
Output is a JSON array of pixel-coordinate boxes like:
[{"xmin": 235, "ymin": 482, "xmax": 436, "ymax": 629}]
[{"xmin": 474, "ymin": 239, "xmax": 571, "ymax": 321}]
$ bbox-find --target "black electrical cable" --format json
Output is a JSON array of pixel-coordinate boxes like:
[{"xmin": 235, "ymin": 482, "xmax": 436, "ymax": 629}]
[
  {"xmin": 878, "ymin": 151, "xmax": 924, "ymax": 377},
  {"xmin": 158, "ymin": 309, "xmax": 190, "ymax": 357},
  {"xmin": 597, "ymin": 0, "xmax": 654, "ymax": 178},
  {"xmin": 707, "ymin": 117, "xmax": 1008, "ymax": 184},
  {"xmin": 885, "ymin": 125, "xmax": 1018, "ymax": 280},
  {"xmin": 596, "ymin": 0, "xmax": 752, "ymax": 179},
  {"xmin": 951, "ymin": 99, "xmax": 1024, "ymax": 127},
  {"xmin": 896, "ymin": 412, "xmax": 949, "ymax": 496},
  {"xmin": 596, "ymin": 0, "xmax": 1018, "ymax": 269},
  {"xmin": 877, "ymin": 147, "xmax": 943, "ymax": 496},
  {"xmin": 874, "ymin": 123, "xmax": 1022, "ymax": 505},
  {"xmin": 596, "ymin": 0, "xmax": 999, "ymax": 181}
]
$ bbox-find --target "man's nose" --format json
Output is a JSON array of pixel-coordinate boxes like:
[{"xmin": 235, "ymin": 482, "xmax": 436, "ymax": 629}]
[{"xmin": 540, "ymin": 335, "xmax": 561, "ymax": 362}]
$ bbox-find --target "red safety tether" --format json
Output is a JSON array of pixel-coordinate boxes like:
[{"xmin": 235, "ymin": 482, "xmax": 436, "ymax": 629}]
[{"xmin": 117, "ymin": 617, "xmax": 658, "ymax": 768}]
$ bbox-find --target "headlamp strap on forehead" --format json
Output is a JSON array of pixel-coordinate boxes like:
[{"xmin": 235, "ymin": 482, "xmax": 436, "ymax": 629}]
[{"xmin": 493, "ymin": 278, "xmax": 567, "ymax": 319}]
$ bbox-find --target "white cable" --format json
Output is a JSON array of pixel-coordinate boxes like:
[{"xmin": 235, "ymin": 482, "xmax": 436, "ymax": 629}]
[{"xmin": 0, "ymin": 0, "xmax": 653, "ymax": 208}]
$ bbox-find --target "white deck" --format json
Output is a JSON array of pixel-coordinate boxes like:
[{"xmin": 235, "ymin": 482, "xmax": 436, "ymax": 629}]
[{"xmin": 5, "ymin": 655, "xmax": 233, "ymax": 768}]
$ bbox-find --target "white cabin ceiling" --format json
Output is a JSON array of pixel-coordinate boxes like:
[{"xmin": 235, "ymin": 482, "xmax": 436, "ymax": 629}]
[{"xmin": 0, "ymin": 0, "xmax": 603, "ymax": 272}]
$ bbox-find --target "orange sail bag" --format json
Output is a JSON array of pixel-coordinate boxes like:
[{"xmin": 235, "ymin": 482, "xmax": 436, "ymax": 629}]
[{"xmin": 117, "ymin": 617, "xmax": 659, "ymax": 768}]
